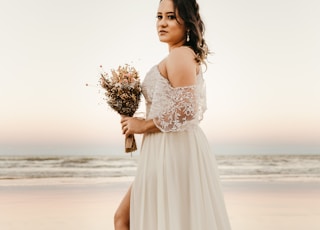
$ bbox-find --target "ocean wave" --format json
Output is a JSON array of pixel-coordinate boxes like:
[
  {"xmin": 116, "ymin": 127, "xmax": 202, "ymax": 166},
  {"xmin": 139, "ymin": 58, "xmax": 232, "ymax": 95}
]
[{"xmin": 0, "ymin": 155, "xmax": 319, "ymax": 182}]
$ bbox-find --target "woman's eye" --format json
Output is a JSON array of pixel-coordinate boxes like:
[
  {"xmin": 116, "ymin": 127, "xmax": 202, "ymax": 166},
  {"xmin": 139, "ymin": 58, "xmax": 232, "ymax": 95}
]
[
  {"xmin": 168, "ymin": 15, "xmax": 176, "ymax": 20},
  {"xmin": 156, "ymin": 15, "xmax": 162, "ymax": 20}
]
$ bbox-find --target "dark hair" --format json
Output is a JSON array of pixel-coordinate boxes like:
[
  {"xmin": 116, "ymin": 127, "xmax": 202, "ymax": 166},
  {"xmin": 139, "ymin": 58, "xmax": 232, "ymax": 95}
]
[{"xmin": 167, "ymin": 0, "xmax": 209, "ymax": 64}]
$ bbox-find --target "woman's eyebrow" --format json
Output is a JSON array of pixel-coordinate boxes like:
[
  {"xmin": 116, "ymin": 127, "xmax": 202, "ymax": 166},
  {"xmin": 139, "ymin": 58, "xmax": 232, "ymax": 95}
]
[{"xmin": 157, "ymin": 11, "xmax": 175, "ymax": 15}]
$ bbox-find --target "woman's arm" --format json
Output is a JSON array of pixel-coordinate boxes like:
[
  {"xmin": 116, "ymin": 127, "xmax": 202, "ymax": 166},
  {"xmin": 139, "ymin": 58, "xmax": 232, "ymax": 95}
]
[
  {"xmin": 121, "ymin": 116, "xmax": 160, "ymax": 136},
  {"xmin": 150, "ymin": 47, "xmax": 200, "ymax": 132}
]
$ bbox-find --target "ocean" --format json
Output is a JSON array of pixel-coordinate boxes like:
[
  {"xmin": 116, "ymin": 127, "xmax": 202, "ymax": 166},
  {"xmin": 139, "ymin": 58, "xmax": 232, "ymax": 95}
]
[{"xmin": 0, "ymin": 154, "xmax": 319, "ymax": 185}]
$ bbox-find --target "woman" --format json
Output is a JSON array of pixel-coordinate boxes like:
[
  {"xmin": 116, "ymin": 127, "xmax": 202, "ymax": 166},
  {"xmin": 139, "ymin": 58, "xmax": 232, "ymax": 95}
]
[{"xmin": 115, "ymin": 0, "xmax": 232, "ymax": 229}]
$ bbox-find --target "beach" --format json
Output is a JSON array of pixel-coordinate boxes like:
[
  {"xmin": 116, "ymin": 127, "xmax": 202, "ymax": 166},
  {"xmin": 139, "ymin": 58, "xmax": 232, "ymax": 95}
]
[
  {"xmin": 1, "ymin": 178, "xmax": 320, "ymax": 230},
  {"xmin": 225, "ymin": 180, "xmax": 320, "ymax": 230}
]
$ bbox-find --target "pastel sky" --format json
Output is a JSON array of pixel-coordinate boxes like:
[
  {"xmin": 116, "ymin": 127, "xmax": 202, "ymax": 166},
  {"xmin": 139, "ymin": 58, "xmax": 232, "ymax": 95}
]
[{"xmin": 0, "ymin": 0, "xmax": 319, "ymax": 155}]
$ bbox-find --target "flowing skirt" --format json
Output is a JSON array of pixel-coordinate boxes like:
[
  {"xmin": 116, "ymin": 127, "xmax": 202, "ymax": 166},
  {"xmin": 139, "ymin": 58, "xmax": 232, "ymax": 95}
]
[{"xmin": 130, "ymin": 126, "xmax": 232, "ymax": 230}]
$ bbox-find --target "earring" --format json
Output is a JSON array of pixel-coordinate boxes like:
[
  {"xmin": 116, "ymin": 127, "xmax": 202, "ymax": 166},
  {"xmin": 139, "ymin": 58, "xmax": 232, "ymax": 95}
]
[{"xmin": 187, "ymin": 30, "xmax": 190, "ymax": 42}]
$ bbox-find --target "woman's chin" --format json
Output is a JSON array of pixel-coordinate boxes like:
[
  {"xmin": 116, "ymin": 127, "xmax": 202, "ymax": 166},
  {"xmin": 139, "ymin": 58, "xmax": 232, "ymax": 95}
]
[{"xmin": 158, "ymin": 36, "xmax": 168, "ymax": 43}]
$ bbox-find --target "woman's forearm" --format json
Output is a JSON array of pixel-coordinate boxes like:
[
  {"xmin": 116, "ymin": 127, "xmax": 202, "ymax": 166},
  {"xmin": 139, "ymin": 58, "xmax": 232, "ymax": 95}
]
[
  {"xmin": 121, "ymin": 116, "xmax": 160, "ymax": 135},
  {"xmin": 143, "ymin": 119, "xmax": 161, "ymax": 133}
]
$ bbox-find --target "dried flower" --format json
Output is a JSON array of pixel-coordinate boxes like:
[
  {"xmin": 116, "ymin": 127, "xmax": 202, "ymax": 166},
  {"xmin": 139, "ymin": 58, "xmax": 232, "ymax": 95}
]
[{"xmin": 99, "ymin": 64, "xmax": 142, "ymax": 152}]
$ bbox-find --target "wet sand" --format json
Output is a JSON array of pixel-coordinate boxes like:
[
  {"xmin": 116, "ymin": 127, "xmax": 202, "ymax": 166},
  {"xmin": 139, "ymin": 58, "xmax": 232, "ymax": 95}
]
[{"xmin": 0, "ymin": 178, "xmax": 320, "ymax": 230}]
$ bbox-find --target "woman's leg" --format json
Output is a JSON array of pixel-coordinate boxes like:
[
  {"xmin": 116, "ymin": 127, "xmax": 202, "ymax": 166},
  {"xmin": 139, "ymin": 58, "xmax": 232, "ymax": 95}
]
[{"xmin": 114, "ymin": 185, "xmax": 131, "ymax": 230}]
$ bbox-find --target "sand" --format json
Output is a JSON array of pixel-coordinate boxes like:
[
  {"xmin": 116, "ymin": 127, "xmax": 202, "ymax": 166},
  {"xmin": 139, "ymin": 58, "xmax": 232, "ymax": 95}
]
[{"xmin": 0, "ymin": 178, "xmax": 320, "ymax": 230}]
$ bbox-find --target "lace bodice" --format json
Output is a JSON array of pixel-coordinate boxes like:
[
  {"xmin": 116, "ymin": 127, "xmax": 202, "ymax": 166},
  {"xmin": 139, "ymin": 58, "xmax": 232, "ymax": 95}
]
[{"xmin": 142, "ymin": 65, "xmax": 207, "ymax": 132}]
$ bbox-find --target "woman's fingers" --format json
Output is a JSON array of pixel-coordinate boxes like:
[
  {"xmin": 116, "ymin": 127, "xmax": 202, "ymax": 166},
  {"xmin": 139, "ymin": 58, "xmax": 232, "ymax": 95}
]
[
  {"xmin": 121, "ymin": 117, "xmax": 131, "ymax": 135},
  {"xmin": 121, "ymin": 116, "xmax": 129, "ymax": 122},
  {"xmin": 122, "ymin": 122, "xmax": 128, "ymax": 134},
  {"xmin": 121, "ymin": 116, "xmax": 129, "ymax": 130}
]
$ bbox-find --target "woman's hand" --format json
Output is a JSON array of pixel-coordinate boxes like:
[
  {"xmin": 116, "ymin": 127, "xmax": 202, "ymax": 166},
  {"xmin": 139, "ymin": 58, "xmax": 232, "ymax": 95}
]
[
  {"xmin": 121, "ymin": 116, "xmax": 160, "ymax": 136},
  {"xmin": 121, "ymin": 116, "xmax": 146, "ymax": 136}
]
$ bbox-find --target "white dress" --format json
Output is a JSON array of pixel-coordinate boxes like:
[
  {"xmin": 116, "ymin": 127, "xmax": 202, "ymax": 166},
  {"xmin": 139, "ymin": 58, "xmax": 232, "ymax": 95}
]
[{"xmin": 130, "ymin": 65, "xmax": 232, "ymax": 230}]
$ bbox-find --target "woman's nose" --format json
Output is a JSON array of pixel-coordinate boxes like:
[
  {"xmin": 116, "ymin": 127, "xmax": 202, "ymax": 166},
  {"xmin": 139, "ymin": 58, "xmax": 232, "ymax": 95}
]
[{"xmin": 158, "ymin": 18, "xmax": 167, "ymax": 27}]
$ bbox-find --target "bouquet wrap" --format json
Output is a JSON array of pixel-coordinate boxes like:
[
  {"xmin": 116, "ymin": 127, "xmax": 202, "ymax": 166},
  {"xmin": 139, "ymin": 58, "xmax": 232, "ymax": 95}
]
[{"xmin": 99, "ymin": 64, "xmax": 141, "ymax": 153}]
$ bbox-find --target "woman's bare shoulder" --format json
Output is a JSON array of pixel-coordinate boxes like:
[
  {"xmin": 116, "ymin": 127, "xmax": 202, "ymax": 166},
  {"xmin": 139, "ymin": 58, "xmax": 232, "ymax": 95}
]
[
  {"xmin": 165, "ymin": 46, "xmax": 198, "ymax": 87},
  {"xmin": 168, "ymin": 46, "xmax": 196, "ymax": 61}
]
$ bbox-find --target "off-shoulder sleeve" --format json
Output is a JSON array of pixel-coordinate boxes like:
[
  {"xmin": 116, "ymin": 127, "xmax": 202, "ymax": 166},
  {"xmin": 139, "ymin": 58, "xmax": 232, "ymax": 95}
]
[{"xmin": 151, "ymin": 85, "xmax": 199, "ymax": 132}]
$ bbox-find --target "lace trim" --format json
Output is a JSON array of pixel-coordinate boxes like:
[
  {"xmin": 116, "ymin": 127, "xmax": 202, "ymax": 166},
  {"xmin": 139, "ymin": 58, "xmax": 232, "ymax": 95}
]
[
  {"xmin": 142, "ymin": 66, "xmax": 207, "ymax": 132},
  {"xmin": 153, "ymin": 85, "xmax": 198, "ymax": 132}
]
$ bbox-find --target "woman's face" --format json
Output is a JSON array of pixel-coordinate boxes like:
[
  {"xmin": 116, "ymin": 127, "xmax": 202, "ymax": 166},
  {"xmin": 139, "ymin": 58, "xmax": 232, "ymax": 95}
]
[{"xmin": 156, "ymin": 0, "xmax": 187, "ymax": 48}]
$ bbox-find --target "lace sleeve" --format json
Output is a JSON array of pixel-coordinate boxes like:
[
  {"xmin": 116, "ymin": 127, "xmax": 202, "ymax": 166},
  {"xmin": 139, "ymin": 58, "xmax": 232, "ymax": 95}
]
[{"xmin": 152, "ymin": 85, "xmax": 199, "ymax": 132}]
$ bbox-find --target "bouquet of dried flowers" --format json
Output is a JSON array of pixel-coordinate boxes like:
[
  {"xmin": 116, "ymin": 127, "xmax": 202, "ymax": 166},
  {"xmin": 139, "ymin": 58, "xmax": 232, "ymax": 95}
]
[{"xmin": 99, "ymin": 64, "xmax": 142, "ymax": 153}]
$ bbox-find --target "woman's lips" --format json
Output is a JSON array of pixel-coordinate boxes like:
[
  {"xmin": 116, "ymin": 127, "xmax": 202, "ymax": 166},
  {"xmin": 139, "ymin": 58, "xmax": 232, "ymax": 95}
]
[{"xmin": 159, "ymin": 30, "xmax": 168, "ymax": 35}]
